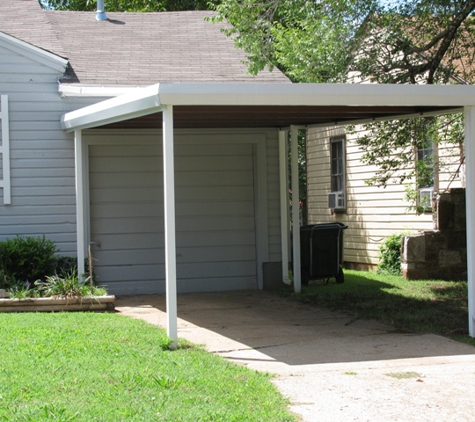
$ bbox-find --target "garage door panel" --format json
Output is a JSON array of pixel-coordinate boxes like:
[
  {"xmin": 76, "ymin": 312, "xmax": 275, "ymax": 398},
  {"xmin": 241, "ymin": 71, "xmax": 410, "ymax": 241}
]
[
  {"xmin": 175, "ymin": 144, "xmax": 252, "ymax": 157},
  {"xmin": 175, "ymin": 156, "xmax": 252, "ymax": 172},
  {"xmin": 90, "ymin": 156, "xmax": 163, "ymax": 173},
  {"xmin": 176, "ymin": 171, "xmax": 253, "ymax": 187},
  {"xmin": 175, "ymin": 230, "xmax": 256, "ymax": 247},
  {"xmin": 96, "ymin": 264, "xmax": 165, "ymax": 283},
  {"xmin": 176, "ymin": 201, "xmax": 255, "ymax": 217},
  {"xmin": 90, "ymin": 187, "xmax": 162, "ymax": 203},
  {"xmin": 91, "ymin": 217, "xmax": 160, "ymax": 235},
  {"xmin": 89, "ymin": 140, "xmax": 257, "ymax": 294},
  {"xmin": 91, "ymin": 203, "xmax": 163, "ymax": 219},
  {"xmin": 177, "ymin": 261, "xmax": 256, "ymax": 279},
  {"xmin": 91, "ymin": 172, "xmax": 161, "ymax": 189},
  {"xmin": 177, "ymin": 245, "xmax": 256, "ymax": 263},
  {"xmin": 92, "ymin": 233, "xmax": 164, "ymax": 250},
  {"xmin": 176, "ymin": 186, "xmax": 253, "ymax": 202}
]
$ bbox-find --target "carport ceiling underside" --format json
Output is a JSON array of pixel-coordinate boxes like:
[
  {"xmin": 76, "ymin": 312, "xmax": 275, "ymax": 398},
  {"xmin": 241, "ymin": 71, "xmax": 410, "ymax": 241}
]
[{"xmin": 102, "ymin": 105, "xmax": 459, "ymax": 129}]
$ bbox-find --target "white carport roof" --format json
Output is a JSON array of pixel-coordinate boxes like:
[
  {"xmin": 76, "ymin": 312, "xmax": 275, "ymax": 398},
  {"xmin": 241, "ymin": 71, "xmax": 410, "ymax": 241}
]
[
  {"xmin": 61, "ymin": 82, "xmax": 475, "ymax": 347},
  {"xmin": 61, "ymin": 82, "xmax": 470, "ymax": 131}
]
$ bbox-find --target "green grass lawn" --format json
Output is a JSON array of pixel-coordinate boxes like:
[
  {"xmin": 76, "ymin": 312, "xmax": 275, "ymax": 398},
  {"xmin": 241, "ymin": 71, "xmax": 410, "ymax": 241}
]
[
  {"xmin": 0, "ymin": 313, "xmax": 296, "ymax": 422},
  {"xmin": 281, "ymin": 269, "xmax": 474, "ymax": 346}
]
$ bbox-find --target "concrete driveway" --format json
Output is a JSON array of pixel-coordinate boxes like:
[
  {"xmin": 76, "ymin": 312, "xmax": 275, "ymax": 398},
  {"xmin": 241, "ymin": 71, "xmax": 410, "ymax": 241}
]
[{"xmin": 115, "ymin": 290, "xmax": 475, "ymax": 421}]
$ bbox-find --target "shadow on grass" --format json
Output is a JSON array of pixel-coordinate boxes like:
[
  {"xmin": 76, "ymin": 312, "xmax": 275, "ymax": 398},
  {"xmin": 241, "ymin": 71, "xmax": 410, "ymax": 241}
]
[{"xmin": 283, "ymin": 271, "xmax": 472, "ymax": 344}]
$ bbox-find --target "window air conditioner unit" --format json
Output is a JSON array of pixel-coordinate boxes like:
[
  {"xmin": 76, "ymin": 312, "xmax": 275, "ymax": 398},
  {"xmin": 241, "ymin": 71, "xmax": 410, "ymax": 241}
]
[
  {"xmin": 328, "ymin": 191, "xmax": 346, "ymax": 210},
  {"xmin": 419, "ymin": 187, "xmax": 434, "ymax": 209}
]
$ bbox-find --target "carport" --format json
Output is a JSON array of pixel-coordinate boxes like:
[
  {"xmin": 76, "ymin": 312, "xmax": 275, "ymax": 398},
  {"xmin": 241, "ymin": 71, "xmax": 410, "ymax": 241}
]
[{"xmin": 61, "ymin": 82, "xmax": 475, "ymax": 346}]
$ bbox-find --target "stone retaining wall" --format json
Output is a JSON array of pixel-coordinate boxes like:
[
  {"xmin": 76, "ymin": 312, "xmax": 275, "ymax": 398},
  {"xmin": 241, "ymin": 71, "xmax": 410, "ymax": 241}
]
[{"xmin": 401, "ymin": 188, "xmax": 467, "ymax": 281}]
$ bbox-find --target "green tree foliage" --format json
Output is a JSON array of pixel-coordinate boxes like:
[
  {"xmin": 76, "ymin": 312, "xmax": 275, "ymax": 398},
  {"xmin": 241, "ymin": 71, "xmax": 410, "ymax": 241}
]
[
  {"xmin": 213, "ymin": 1, "xmax": 474, "ymax": 202},
  {"xmin": 212, "ymin": 0, "xmax": 378, "ymax": 82},
  {"xmin": 39, "ymin": 0, "xmax": 217, "ymax": 12},
  {"xmin": 213, "ymin": 0, "xmax": 475, "ymax": 84},
  {"xmin": 354, "ymin": 0, "xmax": 475, "ymax": 85}
]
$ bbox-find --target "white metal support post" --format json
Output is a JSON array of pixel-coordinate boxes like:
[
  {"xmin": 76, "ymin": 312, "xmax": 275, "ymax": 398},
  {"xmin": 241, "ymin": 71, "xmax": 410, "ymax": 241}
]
[
  {"xmin": 465, "ymin": 106, "xmax": 475, "ymax": 337},
  {"xmin": 290, "ymin": 126, "xmax": 301, "ymax": 293},
  {"xmin": 74, "ymin": 130, "xmax": 86, "ymax": 279},
  {"xmin": 279, "ymin": 130, "xmax": 291, "ymax": 284},
  {"xmin": 162, "ymin": 105, "xmax": 178, "ymax": 348}
]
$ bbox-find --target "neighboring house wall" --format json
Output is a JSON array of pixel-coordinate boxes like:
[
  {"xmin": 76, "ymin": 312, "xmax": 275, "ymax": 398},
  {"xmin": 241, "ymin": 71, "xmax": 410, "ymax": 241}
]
[{"xmin": 306, "ymin": 124, "xmax": 464, "ymax": 269}]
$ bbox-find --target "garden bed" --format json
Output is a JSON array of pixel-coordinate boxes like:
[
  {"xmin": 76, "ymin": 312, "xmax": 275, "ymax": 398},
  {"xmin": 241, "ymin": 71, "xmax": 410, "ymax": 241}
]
[{"xmin": 0, "ymin": 295, "xmax": 115, "ymax": 312}]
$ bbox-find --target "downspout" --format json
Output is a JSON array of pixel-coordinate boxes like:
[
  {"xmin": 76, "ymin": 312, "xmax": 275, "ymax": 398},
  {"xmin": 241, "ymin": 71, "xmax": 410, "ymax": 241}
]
[{"xmin": 96, "ymin": 0, "xmax": 107, "ymax": 21}]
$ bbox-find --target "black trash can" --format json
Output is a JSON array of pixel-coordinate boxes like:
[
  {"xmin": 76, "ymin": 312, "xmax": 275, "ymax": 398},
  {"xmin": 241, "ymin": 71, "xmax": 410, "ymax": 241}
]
[{"xmin": 300, "ymin": 222, "xmax": 348, "ymax": 285}]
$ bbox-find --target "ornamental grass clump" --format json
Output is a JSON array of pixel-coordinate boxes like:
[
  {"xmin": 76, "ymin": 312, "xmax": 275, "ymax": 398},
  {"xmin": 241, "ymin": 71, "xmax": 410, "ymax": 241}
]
[{"xmin": 34, "ymin": 271, "xmax": 107, "ymax": 299}]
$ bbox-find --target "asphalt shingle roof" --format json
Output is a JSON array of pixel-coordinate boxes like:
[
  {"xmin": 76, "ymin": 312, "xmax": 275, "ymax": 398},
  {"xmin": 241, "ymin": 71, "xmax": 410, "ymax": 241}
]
[{"xmin": 0, "ymin": 0, "xmax": 289, "ymax": 86}]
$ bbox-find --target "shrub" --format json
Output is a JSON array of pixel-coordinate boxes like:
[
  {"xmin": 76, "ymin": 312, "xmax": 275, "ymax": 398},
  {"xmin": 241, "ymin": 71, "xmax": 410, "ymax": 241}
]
[
  {"xmin": 377, "ymin": 233, "xmax": 406, "ymax": 276},
  {"xmin": 0, "ymin": 236, "xmax": 58, "ymax": 289}
]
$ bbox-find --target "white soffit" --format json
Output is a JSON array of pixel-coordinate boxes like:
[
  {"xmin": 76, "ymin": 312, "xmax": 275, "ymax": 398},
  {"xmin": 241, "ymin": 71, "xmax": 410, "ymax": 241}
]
[{"xmin": 61, "ymin": 82, "xmax": 475, "ymax": 131}]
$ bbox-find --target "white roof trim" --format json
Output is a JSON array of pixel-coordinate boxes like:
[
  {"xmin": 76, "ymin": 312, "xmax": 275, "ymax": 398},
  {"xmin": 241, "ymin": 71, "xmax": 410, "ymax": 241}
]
[
  {"xmin": 61, "ymin": 82, "xmax": 475, "ymax": 131},
  {"xmin": 61, "ymin": 84, "xmax": 162, "ymax": 131},
  {"xmin": 59, "ymin": 84, "xmax": 144, "ymax": 98},
  {"xmin": 307, "ymin": 107, "xmax": 464, "ymax": 129},
  {"xmin": 157, "ymin": 83, "xmax": 475, "ymax": 107},
  {"xmin": 0, "ymin": 32, "xmax": 68, "ymax": 73}
]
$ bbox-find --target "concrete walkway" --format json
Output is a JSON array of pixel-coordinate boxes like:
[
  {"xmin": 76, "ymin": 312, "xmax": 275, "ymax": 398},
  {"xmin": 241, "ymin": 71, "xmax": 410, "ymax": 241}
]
[{"xmin": 115, "ymin": 290, "xmax": 475, "ymax": 421}]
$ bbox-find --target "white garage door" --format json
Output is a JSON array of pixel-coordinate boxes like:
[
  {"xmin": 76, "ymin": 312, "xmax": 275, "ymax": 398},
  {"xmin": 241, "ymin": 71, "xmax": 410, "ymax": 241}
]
[{"xmin": 89, "ymin": 140, "xmax": 257, "ymax": 294}]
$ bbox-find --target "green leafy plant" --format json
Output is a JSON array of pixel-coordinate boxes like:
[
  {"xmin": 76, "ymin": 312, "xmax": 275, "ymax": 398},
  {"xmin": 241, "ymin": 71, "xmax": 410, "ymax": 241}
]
[
  {"xmin": 0, "ymin": 236, "xmax": 58, "ymax": 289},
  {"xmin": 377, "ymin": 233, "xmax": 408, "ymax": 276}
]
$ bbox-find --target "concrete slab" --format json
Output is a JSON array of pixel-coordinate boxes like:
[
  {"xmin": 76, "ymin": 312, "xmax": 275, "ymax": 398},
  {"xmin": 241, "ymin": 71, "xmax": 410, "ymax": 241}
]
[{"xmin": 116, "ymin": 290, "xmax": 475, "ymax": 421}]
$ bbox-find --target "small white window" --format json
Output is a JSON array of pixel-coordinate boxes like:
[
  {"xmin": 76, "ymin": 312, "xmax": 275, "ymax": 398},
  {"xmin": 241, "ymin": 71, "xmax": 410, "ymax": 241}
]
[
  {"xmin": 329, "ymin": 136, "xmax": 346, "ymax": 211},
  {"xmin": 417, "ymin": 141, "xmax": 437, "ymax": 211}
]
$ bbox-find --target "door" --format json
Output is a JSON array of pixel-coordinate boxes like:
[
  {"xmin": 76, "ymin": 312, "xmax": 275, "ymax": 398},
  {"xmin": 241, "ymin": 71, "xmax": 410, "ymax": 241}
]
[{"xmin": 88, "ymin": 137, "xmax": 257, "ymax": 294}]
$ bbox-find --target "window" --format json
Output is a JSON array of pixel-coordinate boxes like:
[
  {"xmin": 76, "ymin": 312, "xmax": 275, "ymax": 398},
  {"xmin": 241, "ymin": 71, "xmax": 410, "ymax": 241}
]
[
  {"xmin": 331, "ymin": 136, "xmax": 346, "ymax": 193},
  {"xmin": 416, "ymin": 141, "xmax": 437, "ymax": 210},
  {"xmin": 328, "ymin": 136, "xmax": 346, "ymax": 211}
]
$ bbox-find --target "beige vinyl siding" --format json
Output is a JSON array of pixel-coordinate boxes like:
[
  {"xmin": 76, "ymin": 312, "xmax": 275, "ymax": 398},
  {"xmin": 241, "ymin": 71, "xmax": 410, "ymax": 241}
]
[{"xmin": 307, "ymin": 123, "xmax": 463, "ymax": 268}]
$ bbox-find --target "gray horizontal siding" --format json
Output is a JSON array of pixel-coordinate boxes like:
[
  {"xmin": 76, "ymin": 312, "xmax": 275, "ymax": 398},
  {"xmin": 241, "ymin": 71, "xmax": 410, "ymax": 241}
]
[{"xmin": 0, "ymin": 42, "xmax": 93, "ymax": 253}]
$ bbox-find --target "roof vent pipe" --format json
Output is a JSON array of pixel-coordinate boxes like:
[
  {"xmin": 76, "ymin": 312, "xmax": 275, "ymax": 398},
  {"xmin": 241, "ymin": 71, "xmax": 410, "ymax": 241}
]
[{"xmin": 96, "ymin": 0, "xmax": 107, "ymax": 21}]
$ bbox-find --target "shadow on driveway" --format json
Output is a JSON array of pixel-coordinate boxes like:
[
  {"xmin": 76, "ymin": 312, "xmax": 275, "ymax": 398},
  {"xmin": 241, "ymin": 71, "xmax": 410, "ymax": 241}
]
[{"xmin": 115, "ymin": 290, "xmax": 474, "ymax": 368}]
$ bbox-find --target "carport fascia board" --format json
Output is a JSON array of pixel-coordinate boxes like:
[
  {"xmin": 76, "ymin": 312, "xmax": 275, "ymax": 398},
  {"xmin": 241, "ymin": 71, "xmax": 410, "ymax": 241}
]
[
  {"xmin": 156, "ymin": 82, "xmax": 475, "ymax": 107},
  {"xmin": 61, "ymin": 84, "xmax": 164, "ymax": 131},
  {"xmin": 62, "ymin": 83, "xmax": 475, "ymax": 132},
  {"xmin": 61, "ymin": 82, "xmax": 475, "ymax": 343}
]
